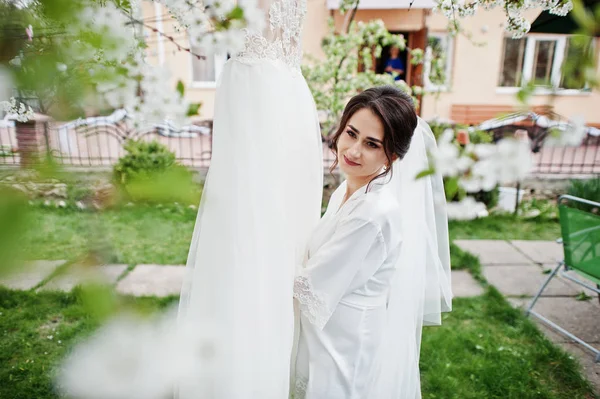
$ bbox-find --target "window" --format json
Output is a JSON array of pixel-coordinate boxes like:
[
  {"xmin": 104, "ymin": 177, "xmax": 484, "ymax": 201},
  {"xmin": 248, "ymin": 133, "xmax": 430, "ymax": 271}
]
[
  {"xmin": 190, "ymin": 44, "xmax": 228, "ymax": 87},
  {"xmin": 561, "ymin": 36, "xmax": 593, "ymax": 90},
  {"xmin": 424, "ymin": 33, "xmax": 453, "ymax": 90},
  {"xmin": 499, "ymin": 37, "xmax": 526, "ymax": 87},
  {"xmin": 498, "ymin": 35, "xmax": 592, "ymax": 91}
]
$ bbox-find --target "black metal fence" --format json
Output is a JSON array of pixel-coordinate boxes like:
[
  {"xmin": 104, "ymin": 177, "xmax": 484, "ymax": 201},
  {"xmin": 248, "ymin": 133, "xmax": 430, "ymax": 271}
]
[{"xmin": 1, "ymin": 118, "xmax": 599, "ymax": 175}]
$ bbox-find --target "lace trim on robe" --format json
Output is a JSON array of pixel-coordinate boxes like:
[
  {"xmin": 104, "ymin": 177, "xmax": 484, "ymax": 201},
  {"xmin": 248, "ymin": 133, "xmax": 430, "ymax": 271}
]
[
  {"xmin": 293, "ymin": 275, "xmax": 330, "ymax": 329},
  {"xmin": 293, "ymin": 375, "xmax": 308, "ymax": 399}
]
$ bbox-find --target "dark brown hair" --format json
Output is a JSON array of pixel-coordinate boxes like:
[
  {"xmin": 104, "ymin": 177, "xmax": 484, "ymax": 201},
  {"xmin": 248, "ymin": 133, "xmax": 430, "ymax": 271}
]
[{"xmin": 329, "ymin": 85, "xmax": 417, "ymax": 189}]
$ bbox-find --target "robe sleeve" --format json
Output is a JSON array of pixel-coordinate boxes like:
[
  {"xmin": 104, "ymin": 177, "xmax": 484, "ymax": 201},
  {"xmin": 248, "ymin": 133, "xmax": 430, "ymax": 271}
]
[{"xmin": 293, "ymin": 216, "xmax": 385, "ymax": 329}]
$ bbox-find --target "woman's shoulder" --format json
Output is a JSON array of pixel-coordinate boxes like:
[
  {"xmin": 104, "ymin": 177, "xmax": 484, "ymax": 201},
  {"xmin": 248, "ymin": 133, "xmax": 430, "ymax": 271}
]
[{"xmin": 345, "ymin": 184, "xmax": 402, "ymax": 232}]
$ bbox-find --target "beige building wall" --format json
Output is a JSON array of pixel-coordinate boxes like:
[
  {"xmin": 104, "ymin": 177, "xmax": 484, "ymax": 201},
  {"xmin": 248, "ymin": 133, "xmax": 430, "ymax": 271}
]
[
  {"xmin": 142, "ymin": 3, "xmax": 600, "ymax": 125},
  {"xmin": 142, "ymin": 2, "xmax": 220, "ymax": 119},
  {"xmin": 422, "ymin": 9, "xmax": 600, "ymax": 125}
]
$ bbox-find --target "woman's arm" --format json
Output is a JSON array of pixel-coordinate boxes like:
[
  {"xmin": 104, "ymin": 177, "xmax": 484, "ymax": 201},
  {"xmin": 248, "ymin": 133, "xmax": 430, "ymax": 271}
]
[{"xmin": 293, "ymin": 217, "xmax": 385, "ymax": 329}]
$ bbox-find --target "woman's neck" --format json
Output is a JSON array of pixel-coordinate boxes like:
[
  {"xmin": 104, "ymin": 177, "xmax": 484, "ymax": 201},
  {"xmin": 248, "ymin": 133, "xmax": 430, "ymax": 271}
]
[{"xmin": 345, "ymin": 175, "xmax": 372, "ymax": 199}]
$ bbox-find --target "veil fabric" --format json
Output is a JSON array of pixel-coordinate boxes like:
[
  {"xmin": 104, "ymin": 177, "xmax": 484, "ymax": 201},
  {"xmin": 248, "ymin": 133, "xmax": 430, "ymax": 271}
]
[{"xmin": 369, "ymin": 117, "xmax": 452, "ymax": 398}]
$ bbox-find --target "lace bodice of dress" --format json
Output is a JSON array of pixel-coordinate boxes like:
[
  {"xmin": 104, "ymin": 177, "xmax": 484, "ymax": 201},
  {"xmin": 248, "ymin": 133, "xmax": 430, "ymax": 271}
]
[{"xmin": 234, "ymin": 0, "xmax": 307, "ymax": 71}]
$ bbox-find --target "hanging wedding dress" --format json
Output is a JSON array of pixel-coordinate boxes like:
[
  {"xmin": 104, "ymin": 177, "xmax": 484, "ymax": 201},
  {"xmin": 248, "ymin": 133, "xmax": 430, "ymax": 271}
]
[{"xmin": 176, "ymin": 0, "xmax": 323, "ymax": 397}]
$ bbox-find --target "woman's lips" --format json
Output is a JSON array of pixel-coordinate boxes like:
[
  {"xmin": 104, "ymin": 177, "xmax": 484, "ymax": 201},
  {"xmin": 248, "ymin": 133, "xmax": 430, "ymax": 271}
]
[{"xmin": 343, "ymin": 155, "xmax": 360, "ymax": 166}]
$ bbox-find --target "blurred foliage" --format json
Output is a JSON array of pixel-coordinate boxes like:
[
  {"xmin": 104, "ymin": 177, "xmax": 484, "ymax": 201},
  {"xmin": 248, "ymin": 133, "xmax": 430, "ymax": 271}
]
[
  {"xmin": 303, "ymin": 17, "xmax": 417, "ymax": 137},
  {"xmin": 428, "ymin": 120, "xmax": 492, "ymax": 144},
  {"xmin": 0, "ymin": 0, "xmax": 136, "ymax": 119},
  {"xmin": 515, "ymin": 198, "xmax": 559, "ymax": 220},
  {"xmin": 566, "ymin": 177, "xmax": 600, "ymax": 207},
  {"xmin": 0, "ymin": 187, "xmax": 31, "ymax": 277}
]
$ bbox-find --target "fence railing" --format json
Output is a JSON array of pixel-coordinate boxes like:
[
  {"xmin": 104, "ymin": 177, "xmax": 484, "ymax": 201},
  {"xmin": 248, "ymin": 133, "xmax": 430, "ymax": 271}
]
[{"xmin": 1, "ymin": 118, "xmax": 599, "ymax": 175}]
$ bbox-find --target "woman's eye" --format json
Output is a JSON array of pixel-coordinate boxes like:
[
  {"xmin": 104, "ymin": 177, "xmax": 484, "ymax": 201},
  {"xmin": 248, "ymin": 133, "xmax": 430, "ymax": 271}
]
[
  {"xmin": 346, "ymin": 130, "xmax": 356, "ymax": 138},
  {"xmin": 367, "ymin": 142, "xmax": 379, "ymax": 149}
]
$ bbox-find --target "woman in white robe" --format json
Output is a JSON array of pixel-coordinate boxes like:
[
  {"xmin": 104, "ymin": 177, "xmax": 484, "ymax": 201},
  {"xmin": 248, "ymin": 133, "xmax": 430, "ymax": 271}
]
[{"xmin": 292, "ymin": 86, "xmax": 452, "ymax": 399}]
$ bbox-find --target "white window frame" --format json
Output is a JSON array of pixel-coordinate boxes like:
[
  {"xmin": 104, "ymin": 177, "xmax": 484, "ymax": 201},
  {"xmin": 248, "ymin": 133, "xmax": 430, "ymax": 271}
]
[
  {"xmin": 424, "ymin": 32, "xmax": 454, "ymax": 92},
  {"xmin": 497, "ymin": 34, "xmax": 592, "ymax": 96},
  {"xmin": 189, "ymin": 41, "xmax": 227, "ymax": 89}
]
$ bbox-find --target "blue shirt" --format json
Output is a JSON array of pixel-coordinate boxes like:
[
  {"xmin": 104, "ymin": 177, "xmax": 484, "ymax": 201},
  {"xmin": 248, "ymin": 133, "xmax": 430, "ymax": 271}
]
[{"xmin": 386, "ymin": 57, "xmax": 405, "ymax": 81}]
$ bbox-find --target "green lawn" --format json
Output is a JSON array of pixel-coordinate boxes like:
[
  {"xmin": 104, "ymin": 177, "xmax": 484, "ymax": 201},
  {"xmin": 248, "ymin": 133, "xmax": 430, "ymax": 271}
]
[
  {"xmin": 20, "ymin": 206, "xmax": 197, "ymax": 265},
  {"xmin": 0, "ymin": 287, "xmax": 595, "ymax": 399},
  {"xmin": 4, "ymin": 200, "xmax": 598, "ymax": 398},
  {"xmin": 421, "ymin": 288, "xmax": 596, "ymax": 399},
  {"xmin": 449, "ymin": 214, "xmax": 561, "ymax": 241},
  {"xmin": 0, "ymin": 287, "xmax": 176, "ymax": 399},
  {"xmin": 20, "ymin": 205, "xmax": 561, "ymax": 266}
]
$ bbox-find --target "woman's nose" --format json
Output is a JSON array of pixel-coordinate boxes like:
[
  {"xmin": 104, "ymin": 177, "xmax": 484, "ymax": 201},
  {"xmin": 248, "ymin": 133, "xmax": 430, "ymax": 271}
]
[
  {"xmin": 348, "ymin": 144, "xmax": 360, "ymax": 158},
  {"xmin": 348, "ymin": 143, "xmax": 361, "ymax": 158}
]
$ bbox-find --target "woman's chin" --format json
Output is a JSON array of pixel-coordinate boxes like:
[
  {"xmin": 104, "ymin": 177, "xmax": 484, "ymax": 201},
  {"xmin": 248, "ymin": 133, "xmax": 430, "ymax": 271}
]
[{"xmin": 339, "ymin": 163, "xmax": 357, "ymax": 176}]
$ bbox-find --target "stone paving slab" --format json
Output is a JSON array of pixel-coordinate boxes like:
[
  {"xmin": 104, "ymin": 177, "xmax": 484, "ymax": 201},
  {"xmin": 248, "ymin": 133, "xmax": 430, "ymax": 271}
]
[
  {"xmin": 454, "ymin": 240, "xmax": 532, "ymax": 265},
  {"xmin": 0, "ymin": 260, "xmax": 66, "ymax": 290},
  {"xmin": 451, "ymin": 270, "xmax": 484, "ymax": 298},
  {"xmin": 116, "ymin": 264, "xmax": 185, "ymax": 297},
  {"xmin": 510, "ymin": 240, "xmax": 564, "ymax": 264},
  {"xmin": 39, "ymin": 264, "xmax": 128, "ymax": 292},
  {"xmin": 509, "ymin": 296, "xmax": 600, "ymax": 343},
  {"xmin": 483, "ymin": 264, "xmax": 583, "ymax": 297},
  {"xmin": 541, "ymin": 265, "xmax": 600, "ymax": 297}
]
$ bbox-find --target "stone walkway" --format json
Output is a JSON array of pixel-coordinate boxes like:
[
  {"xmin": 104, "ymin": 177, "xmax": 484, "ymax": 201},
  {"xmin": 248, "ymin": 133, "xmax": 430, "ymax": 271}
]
[
  {"xmin": 1, "ymin": 240, "xmax": 597, "ymax": 391},
  {"xmin": 455, "ymin": 239, "xmax": 600, "ymax": 392}
]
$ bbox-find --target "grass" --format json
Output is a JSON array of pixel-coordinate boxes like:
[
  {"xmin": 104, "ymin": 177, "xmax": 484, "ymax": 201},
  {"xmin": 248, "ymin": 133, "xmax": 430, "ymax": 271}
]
[
  {"xmin": 449, "ymin": 214, "xmax": 561, "ymax": 241},
  {"xmin": 450, "ymin": 242, "xmax": 484, "ymax": 282},
  {"xmin": 4, "ymin": 189, "xmax": 598, "ymax": 398},
  {"xmin": 0, "ymin": 287, "xmax": 595, "ymax": 399},
  {"xmin": 19, "ymin": 205, "xmax": 197, "ymax": 265},
  {"xmin": 19, "ymin": 203, "xmax": 562, "ymax": 267},
  {"xmin": 0, "ymin": 287, "xmax": 177, "ymax": 399},
  {"xmin": 421, "ymin": 288, "xmax": 596, "ymax": 399}
]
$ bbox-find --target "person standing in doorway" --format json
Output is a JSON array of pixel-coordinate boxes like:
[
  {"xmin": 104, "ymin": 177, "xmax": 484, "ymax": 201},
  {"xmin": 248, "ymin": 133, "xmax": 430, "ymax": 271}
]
[{"xmin": 385, "ymin": 46, "xmax": 405, "ymax": 81}]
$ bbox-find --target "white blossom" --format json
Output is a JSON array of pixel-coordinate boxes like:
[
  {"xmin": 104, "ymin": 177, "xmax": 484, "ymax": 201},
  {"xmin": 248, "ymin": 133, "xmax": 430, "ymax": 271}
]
[
  {"xmin": 549, "ymin": 0, "xmax": 573, "ymax": 16},
  {"xmin": 447, "ymin": 197, "xmax": 489, "ymax": 220},
  {"xmin": 0, "ymin": 97, "xmax": 35, "ymax": 122},
  {"xmin": 495, "ymin": 138, "xmax": 532, "ymax": 183},
  {"xmin": 55, "ymin": 308, "xmax": 227, "ymax": 399},
  {"xmin": 71, "ymin": 2, "xmax": 136, "ymax": 62},
  {"xmin": 429, "ymin": 129, "xmax": 474, "ymax": 177},
  {"xmin": 544, "ymin": 115, "xmax": 587, "ymax": 147},
  {"xmin": 433, "ymin": 0, "xmax": 571, "ymax": 37}
]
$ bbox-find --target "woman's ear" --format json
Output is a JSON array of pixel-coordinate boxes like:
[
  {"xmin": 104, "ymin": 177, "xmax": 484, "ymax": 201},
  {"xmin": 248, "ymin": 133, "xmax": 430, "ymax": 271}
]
[{"xmin": 390, "ymin": 154, "xmax": 399, "ymax": 165}]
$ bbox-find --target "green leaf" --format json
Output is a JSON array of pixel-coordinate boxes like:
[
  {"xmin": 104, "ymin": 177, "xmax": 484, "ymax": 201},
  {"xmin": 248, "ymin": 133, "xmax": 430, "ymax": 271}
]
[
  {"xmin": 187, "ymin": 102, "xmax": 202, "ymax": 116},
  {"xmin": 227, "ymin": 5, "xmax": 244, "ymax": 20},
  {"xmin": 575, "ymin": 291, "xmax": 592, "ymax": 301},
  {"xmin": 416, "ymin": 168, "xmax": 435, "ymax": 179},
  {"xmin": 176, "ymin": 80, "xmax": 185, "ymax": 98},
  {"xmin": 445, "ymin": 177, "xmax": 459, "ymax": 200}
]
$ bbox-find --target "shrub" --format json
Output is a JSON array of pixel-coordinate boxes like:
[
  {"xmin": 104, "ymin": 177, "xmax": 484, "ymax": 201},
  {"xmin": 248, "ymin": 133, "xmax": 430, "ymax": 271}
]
[
  {"xmin": 567, "ymin": 177, "xmax": 600, "ymax": 203},
  {"xmin": 113, "ymin": 140, "xmax": 199, "ymax": 204},
  {"xmin": 113, "ymin": 140, "xmax": 176, "ymax": 186}
]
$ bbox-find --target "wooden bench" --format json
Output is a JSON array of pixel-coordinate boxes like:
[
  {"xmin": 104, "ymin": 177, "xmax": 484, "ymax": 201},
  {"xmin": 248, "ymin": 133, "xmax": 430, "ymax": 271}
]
[{"xmin": 450, "ymin": 104, "xmax": 554, "ymax": 125}]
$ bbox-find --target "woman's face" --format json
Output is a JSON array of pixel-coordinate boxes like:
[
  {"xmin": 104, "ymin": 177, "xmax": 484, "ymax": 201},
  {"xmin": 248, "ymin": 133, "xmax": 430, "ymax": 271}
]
[{"xmin": 337, "ymin": 108, "xmax": 391, "ymax": 181}]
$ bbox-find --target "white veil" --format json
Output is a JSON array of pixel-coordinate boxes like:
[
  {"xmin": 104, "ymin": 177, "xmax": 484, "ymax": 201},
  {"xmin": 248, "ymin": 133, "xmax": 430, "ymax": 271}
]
[{"xmin": 369, "ymin": 117, "xmax": 452, "ymax": 398}]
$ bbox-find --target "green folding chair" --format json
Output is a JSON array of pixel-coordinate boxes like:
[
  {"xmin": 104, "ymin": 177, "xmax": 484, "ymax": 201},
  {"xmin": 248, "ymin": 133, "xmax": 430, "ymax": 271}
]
[{"xmin": 526, "ymin": 194, "xmax": 600, "ymax": 363}]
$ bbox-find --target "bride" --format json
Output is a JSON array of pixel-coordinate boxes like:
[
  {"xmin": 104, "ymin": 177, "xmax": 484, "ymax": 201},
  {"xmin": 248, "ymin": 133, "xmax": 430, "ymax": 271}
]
[
  {"xmin": 292, "ymin": 86, "xmax": 452, "ymax": 398},
  {"xmin": 176, "ymin": 0, "xmax": 323, "ymax": 397}
]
